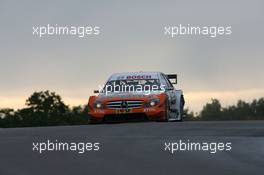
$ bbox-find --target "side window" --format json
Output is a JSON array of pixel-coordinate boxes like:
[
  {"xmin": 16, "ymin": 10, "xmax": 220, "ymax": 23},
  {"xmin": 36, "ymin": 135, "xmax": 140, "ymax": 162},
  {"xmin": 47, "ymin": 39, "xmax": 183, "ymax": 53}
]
[
  {"xmin": 161, "ymin": 74, "xmax": 174, "ymax": 89},
  {"xmin": 167, "ymin": 77, "xmax": 174, "ymax": 88},
  {"xmin": 159, "ymin": 74, "xmax": 168, "ymax": 89}
]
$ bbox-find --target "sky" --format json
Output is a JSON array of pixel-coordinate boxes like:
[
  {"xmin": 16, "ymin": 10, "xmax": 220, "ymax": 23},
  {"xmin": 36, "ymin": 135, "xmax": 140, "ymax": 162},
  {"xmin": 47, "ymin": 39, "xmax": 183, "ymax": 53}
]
[{"xmin": 0, "ymin": 0, "xmax": 264, "ymax": 112}]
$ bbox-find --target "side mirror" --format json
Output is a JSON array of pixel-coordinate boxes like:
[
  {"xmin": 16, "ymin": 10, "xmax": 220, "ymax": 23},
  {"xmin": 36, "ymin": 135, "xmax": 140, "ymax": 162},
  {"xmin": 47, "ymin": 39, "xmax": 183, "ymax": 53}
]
[{"xmin": 93, "ymin": 90, "xmax": 99, "ymax": 93}]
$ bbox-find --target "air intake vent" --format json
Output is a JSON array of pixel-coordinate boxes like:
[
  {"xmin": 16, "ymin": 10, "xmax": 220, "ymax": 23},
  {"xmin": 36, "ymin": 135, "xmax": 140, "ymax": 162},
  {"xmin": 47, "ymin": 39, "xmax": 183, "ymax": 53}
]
[{"xmin": 106, "ymin": 100, "xmax": 143, "ymax": 109}]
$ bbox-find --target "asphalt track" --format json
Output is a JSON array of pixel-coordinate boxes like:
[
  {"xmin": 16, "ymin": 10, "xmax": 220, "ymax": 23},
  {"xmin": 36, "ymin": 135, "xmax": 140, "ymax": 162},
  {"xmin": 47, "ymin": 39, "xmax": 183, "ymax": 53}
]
[{"xmin": 0, "ymin": 121, "xmax": 264, "ymax": 175}]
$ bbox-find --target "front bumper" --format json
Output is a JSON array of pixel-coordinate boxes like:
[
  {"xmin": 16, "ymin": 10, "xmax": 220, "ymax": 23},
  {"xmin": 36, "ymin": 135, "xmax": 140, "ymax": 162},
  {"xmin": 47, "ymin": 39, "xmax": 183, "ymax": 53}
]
[{"xmin": 89, "ymin": 105, "xmax": 166, "ymax": 121}]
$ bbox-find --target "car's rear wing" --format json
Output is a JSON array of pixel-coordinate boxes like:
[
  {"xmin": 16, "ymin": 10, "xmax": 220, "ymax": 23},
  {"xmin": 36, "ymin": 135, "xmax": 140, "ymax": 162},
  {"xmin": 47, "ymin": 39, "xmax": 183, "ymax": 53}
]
[{"xmin": 166, "ymin": 74, "xmax": 177, "ymax": 84}]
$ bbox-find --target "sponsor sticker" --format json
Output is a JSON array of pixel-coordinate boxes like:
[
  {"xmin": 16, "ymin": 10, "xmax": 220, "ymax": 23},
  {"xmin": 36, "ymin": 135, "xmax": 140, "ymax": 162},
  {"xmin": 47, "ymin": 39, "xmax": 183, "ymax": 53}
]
[{"xmin": 126, "ymin": 75, "xmax": 152, "ymax": 79}]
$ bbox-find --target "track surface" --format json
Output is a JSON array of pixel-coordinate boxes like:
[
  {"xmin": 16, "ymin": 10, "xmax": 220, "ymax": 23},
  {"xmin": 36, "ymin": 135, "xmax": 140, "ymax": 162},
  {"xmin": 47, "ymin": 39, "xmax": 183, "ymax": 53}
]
[{"xmin": 0, "ymin": 121, "xmax": 264, "ymax": 175}]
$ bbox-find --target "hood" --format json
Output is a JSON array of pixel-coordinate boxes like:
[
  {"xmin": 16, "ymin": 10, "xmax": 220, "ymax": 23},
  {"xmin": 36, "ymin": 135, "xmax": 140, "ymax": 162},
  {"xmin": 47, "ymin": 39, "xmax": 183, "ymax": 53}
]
[{"xmin": 96, "ymin": 91, "xmax": 163, "ymax": 101}]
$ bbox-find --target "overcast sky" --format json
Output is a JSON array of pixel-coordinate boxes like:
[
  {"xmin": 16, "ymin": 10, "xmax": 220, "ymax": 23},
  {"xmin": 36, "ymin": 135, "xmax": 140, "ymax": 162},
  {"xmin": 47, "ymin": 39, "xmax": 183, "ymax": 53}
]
[{"xmin": 0, "ymin": 0, "xmax": 263, "ymax": 112}]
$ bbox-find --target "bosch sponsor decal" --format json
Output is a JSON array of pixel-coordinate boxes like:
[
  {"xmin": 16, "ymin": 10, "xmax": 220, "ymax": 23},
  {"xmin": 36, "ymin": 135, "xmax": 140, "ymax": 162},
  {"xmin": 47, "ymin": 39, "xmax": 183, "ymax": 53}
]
[
  {"xmin": 127, "ymin": 75, "xmax": 152, "ymax": 79},
  {"xmin": 116, "ymin": 75, "xmax": 152, "ymax": 80}
]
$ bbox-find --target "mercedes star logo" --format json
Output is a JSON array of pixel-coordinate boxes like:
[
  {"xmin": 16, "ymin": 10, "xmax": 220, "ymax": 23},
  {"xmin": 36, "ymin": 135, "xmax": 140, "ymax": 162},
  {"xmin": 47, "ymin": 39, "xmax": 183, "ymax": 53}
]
[{"xmin": 121, "ymin": 101, "xmax": 128, "ymax": 108}]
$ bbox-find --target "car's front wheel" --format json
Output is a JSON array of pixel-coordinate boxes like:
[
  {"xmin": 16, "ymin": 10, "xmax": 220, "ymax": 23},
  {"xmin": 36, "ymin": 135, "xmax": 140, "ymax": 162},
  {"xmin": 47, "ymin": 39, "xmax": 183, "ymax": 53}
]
[{"xmin": 156, "ymin": 98, "xmax": 169, "ymax": 122}]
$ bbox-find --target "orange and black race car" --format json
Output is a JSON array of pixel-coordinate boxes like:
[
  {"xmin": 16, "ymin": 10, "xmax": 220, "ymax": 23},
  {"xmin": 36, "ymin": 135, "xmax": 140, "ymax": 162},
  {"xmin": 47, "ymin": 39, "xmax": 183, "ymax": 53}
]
[{"xmin": 88, "ymin": 72, "xmax": 184, "ymax": 123}]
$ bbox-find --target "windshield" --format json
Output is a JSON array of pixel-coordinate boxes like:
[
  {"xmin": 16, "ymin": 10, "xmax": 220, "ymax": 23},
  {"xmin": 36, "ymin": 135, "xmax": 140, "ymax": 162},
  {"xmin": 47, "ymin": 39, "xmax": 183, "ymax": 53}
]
[{"xmin": 103, "ymin": 79, "xmax": 164, "ymax": 93}]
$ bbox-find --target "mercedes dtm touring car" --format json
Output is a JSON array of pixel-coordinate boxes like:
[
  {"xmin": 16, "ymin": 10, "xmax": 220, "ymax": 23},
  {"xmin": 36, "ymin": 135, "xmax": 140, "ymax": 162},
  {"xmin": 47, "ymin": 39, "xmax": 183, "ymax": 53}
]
[{"xmin": 88, "ymin": 72, "xmax": 184, "ymax": 123}]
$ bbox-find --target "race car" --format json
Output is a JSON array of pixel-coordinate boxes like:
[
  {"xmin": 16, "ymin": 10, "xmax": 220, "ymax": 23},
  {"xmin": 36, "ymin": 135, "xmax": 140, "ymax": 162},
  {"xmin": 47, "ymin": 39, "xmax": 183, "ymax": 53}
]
[{"xmin": 88, "ymin": 72, "xmax": 184, "ymax": 123}]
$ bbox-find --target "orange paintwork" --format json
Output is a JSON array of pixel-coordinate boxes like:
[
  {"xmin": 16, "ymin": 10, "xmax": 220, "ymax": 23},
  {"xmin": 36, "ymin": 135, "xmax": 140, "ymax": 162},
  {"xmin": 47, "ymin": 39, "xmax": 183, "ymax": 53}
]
[{"xmin": 88, "ymin": 93, "xmax": 167, "ymax": 121}]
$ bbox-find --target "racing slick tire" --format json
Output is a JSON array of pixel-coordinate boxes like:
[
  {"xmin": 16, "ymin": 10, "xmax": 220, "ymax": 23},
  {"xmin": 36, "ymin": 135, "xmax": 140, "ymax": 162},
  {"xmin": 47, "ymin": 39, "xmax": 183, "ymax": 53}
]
[
  {"xmin": 178, "ymin": 95, "xmax": 184, "ymax": 122},
  {"xmin": 156, "ymin": 98, "xmax": 170, "ymax": 122}
]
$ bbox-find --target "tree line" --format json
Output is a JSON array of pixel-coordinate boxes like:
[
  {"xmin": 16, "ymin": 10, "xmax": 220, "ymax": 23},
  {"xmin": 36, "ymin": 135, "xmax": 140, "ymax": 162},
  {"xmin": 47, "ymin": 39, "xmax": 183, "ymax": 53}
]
[
  {"xmin": 0, "ymin": 91, "xmax": 89, "ymax": 128},
  {"xmin": 185, "ymin": 98, "xmax": 264, "ymax": 121},
  {"xmin": 0, "ymin": 91, "xmax": 264, "ymax": 127}
]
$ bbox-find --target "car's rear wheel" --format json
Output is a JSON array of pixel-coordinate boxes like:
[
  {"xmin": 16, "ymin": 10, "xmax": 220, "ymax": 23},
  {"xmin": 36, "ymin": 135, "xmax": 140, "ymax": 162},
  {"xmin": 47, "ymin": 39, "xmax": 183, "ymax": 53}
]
[{"xmin": 178, "ymin": 96, "xmax": 184, "ymax": 122}]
